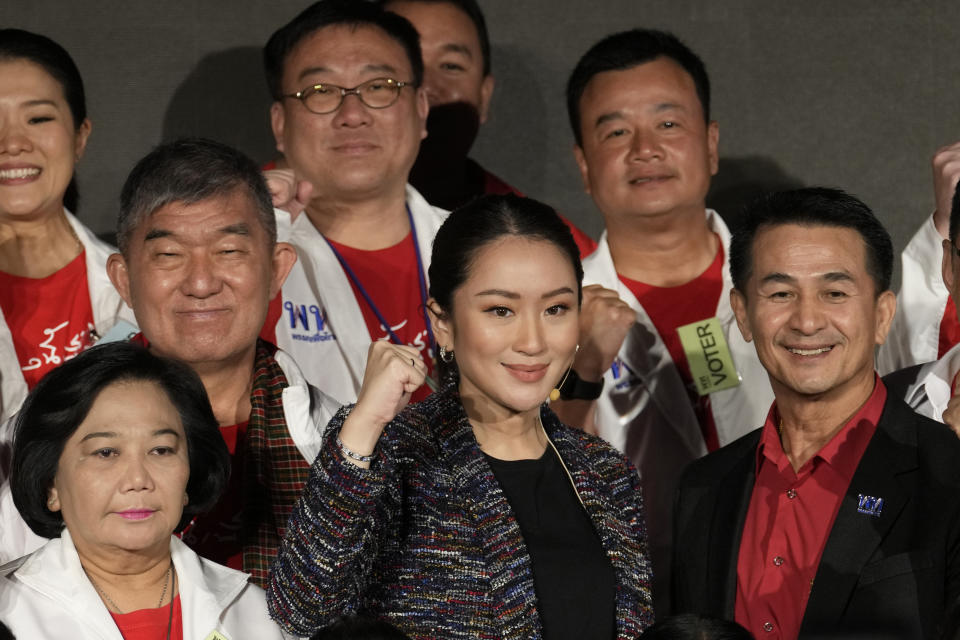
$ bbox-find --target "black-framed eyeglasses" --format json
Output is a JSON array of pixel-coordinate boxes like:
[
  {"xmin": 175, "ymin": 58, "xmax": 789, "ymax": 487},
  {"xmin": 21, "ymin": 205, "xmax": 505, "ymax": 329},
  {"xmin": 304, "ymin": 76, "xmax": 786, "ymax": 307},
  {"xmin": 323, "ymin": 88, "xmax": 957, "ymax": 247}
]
[{"xmin": 281, "ymin": 77, "xmax": 411, "ymax": 115}]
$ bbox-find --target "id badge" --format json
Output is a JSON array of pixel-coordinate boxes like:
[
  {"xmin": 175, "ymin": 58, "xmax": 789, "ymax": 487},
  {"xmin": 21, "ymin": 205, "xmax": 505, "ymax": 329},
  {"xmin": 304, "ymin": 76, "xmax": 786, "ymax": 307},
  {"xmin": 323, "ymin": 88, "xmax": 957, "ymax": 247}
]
[
  {"xmin": 676, "ymin": 317, "xmax": 741, "ymax": 396},
  {"xmin": 204, "ymin": 632, "xmax": 229, "ymax": 640}
]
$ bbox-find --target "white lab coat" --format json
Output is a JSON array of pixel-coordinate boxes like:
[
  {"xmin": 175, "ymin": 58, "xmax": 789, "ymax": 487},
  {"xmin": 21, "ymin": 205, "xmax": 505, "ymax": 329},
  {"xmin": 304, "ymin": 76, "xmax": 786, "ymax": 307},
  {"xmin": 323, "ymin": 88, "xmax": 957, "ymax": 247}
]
[
  {"xmin": 272, "ymin": 185, "xmax": 447, "ymax": 404},
  {"xmin": 0, "ymin": 349, "xmax": 340, "ymax": 563},
  {"xmin": 0, "ymin": 211, "xmax": 137, "ymax": 424},
  {"xmin": 0, "ymin": 529, "xmax": 292, "ymax": 639},
  {"xmin": 581, "ymin": 209, "xmax": 773, "ymax": 608},
  {"xmin": 878, "ymin": 215, "xmax": 947, "ymax": 374}
]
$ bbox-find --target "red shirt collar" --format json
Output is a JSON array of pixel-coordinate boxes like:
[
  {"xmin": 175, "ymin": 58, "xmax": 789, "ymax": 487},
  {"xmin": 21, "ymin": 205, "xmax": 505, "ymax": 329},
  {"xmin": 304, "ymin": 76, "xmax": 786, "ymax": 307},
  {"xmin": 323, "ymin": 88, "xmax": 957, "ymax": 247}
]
[{"xmin": 755, "ymin": 375, "xmax": 887, "ymax": 480}]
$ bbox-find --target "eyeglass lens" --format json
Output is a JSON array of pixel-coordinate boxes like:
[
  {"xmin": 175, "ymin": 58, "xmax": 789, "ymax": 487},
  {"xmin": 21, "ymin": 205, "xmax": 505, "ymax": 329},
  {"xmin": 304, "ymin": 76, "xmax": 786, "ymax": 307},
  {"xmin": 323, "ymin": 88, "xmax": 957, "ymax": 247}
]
[{"xmin": 302, "ymin": 78, "xmax": 401, "ymax": 114}]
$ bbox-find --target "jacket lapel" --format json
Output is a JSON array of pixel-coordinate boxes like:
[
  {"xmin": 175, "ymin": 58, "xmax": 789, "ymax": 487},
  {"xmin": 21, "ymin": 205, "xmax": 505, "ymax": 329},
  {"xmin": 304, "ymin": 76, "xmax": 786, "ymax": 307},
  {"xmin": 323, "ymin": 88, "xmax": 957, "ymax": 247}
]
[
  {"xmin": 800, "ymin": 400, "xmax": 918, "ymax": 631},
  {"xmin": 435, "ymin": 394, "xmax": 541, "ymax": 639},
  {"xmin": 710, "ymin": 436, "xmax": 759, "ymax": 617},
  {"xmin": 288, "ymin": 216, "xmax": 369, "ymax": 385},
  {"xmin": 542, "ymin": 411, "xmax": 642, "ymax": 636},
  {"xmin": 584, "ymin": 234, "xmax": 706, "ymax": 458},
  {"xmin": 172, "ymin": 537, "xmax": 249, "ymax": 640}
]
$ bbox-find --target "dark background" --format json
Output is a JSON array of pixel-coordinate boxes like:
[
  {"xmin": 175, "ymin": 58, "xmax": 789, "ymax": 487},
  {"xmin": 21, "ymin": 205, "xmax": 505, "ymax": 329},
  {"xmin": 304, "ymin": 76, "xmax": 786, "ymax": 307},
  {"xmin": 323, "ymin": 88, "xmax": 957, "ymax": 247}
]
[{"xmin": 4, "ymin": 1, "xmax": 955, "ymax": 285}]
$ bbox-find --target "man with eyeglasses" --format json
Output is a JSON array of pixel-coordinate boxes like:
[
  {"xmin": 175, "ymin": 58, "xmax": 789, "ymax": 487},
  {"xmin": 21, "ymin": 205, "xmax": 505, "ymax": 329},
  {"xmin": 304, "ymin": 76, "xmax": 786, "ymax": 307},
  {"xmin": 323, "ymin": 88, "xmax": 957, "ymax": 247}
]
[
  {"xmin": 262, "ymin": 0, "xmax": 445, "ymax": 404},
  {"xmin": 885, "ymin": 180, "xmax": 960, "ymax": 437}
]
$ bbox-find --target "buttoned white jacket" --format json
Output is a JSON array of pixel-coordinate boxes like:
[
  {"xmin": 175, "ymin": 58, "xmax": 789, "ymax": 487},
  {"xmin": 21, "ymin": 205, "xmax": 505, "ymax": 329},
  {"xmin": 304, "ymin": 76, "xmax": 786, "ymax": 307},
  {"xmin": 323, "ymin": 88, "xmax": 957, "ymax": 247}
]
[
  {"xmin": 0, "ymin": 211, "xmax": 137, "ymax": 424},
  {"xmin": 0, "ymin": 529, "xmax": 294, "ymax": 639},
  {"xmin": 271, "ymin": 185, "xmax": 447, "ymax": 404}
]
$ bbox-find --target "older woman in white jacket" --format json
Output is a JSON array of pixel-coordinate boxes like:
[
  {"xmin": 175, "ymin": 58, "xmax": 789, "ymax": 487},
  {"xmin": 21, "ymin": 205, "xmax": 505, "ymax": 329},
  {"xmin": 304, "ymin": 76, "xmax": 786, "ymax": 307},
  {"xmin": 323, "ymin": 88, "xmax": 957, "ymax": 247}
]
[{"xmin": 0, "ymin": 342, "xmax": 288, "ymax": 639}]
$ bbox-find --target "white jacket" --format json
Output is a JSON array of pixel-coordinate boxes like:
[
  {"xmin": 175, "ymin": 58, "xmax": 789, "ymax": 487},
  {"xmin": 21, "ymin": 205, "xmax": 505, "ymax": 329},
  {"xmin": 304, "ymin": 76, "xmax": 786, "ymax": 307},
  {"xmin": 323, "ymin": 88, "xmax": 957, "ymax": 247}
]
[
  {"xmin": 0, "ymin": 529, "xmax": 292, "ymax": 639},
  {"xmin": 272, "ymin": 185, "xmax": 448, "ymax": 404},
  {"xmin": 0, "ymin": 349, "xmax": 340, "ymax": 563},
  {"xmin": 0, "ymin": 211, "xmax": 137, "ymax": 424},
  {"xmin": 892, "ymin": 340, "xmax": 960, "ymax": 423},
  {"xmin": 878, "ymin": 215, "xmax": 947, "ymax": 374},
  {"xmin": 581, "ymin": 210, "xmax": 773, "ymax": 607}
]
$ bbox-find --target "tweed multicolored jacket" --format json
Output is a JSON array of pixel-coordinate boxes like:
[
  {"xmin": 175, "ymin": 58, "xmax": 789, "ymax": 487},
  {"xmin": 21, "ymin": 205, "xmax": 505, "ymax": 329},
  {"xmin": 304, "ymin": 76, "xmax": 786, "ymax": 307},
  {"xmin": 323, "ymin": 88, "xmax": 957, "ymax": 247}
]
[{"xmin": 267, "ymin": 385, "xmax": 654, "ymax": 639}]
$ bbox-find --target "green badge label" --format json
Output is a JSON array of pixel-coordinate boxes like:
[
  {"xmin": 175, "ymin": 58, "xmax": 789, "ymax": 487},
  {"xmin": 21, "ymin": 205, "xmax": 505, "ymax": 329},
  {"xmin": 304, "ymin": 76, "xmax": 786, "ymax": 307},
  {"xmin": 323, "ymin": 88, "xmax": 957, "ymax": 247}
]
[
  {"xmin": 204, "ymin": 632, "xmax": 229, "ymax": 640},
  {"xmin": 676, "ymin": 317, "xmax": 741, "ymax": 396}
]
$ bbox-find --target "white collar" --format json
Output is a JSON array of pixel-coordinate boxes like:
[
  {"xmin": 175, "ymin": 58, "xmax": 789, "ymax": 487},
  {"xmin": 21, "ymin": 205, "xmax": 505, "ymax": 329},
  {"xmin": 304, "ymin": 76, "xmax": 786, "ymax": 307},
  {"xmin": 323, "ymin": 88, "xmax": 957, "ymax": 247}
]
[
  {"xmin": 8, "ymin": 529, "xmax": 251, "ymax": 638},
  {"xmin": 913, "ymin": 341, "xmax": 960, "ymax": 420}
]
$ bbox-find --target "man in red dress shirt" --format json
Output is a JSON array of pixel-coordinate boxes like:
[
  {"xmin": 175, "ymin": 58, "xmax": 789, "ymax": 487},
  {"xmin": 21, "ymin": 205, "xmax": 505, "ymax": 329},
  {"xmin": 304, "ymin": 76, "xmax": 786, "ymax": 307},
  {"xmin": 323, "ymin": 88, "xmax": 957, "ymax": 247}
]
[{"xmin": 672, "ymin": 187, "xmax": 960, "ymax": 639}]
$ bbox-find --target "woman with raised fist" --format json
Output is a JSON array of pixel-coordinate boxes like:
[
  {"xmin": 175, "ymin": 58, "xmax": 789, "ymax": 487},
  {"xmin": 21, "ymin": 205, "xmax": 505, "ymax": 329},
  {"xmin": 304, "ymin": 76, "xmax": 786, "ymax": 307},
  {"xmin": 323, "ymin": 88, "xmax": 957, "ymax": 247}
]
[{"xmin": 268, "ymin": 194, "xmax": 653, "ymax": 640}]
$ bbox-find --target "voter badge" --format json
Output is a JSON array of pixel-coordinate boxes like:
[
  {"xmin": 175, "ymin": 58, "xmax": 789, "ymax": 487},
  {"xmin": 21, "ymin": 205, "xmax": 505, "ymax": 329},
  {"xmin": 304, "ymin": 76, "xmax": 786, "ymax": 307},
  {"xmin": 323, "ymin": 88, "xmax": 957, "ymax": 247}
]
[
  {"xmin": 204, "ymin": 632, "xmax": 229, "ymax": 640},
  {"xmin": 676, "ymin": 317, "xmax": 741, "ymax": 396}
]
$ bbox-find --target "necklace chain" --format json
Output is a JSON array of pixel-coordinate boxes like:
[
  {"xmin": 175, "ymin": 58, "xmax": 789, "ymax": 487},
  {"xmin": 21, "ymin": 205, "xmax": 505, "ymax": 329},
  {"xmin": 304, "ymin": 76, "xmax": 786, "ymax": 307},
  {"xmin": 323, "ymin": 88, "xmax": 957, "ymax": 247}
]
[{"xmin": 88, "ymin": 563, "xmax": 172, "ymax": 614}]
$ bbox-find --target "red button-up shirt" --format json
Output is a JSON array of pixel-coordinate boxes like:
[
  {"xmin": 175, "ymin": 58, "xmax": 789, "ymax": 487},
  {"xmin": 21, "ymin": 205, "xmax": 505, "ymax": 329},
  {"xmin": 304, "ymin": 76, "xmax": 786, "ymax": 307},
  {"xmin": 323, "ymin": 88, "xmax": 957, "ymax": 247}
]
[{"xmin": 734, "ymin": 377, "xmax": 887, "ymax": 639}]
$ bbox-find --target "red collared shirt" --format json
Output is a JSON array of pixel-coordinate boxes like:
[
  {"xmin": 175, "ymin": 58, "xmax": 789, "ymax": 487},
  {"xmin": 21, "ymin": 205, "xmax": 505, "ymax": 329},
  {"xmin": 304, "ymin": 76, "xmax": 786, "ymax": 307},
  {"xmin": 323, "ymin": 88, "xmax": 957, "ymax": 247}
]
[{"xmin": 735, "ymin": 377, "xmax": 887, "ymax": 639}]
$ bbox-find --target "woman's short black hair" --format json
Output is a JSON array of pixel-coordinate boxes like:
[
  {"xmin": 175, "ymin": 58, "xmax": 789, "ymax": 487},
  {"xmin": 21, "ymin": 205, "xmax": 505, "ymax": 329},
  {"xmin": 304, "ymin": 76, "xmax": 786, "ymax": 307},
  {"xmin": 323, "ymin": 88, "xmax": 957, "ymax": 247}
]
[
  {"xmin": 0, "ymin": 28, "xmax": 87, "ymax": 126},
  {"xmin": 639, "ymin": 614, "xmax": 754, "ymax": 640},
  {"xmin": 11, "ymin": 341, "xmax": 230, "ymax": 539}
]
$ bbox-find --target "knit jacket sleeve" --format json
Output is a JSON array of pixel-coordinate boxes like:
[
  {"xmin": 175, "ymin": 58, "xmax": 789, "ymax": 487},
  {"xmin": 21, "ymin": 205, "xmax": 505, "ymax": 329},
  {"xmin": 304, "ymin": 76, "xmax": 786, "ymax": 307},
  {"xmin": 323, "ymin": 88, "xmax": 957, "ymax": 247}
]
[{"xmin": 266, "ymin": 403, "xmax": 403, "ymax": 636}]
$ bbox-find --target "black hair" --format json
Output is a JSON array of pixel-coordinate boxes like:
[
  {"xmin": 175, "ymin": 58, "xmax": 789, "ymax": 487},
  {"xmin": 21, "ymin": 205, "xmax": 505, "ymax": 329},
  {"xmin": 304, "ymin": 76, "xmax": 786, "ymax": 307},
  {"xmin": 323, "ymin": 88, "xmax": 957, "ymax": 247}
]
[
  {"xmin": 117, "ymin": 137, "xmax": 275, "ymax": 255},
  {"xmin": 0, "ymin": 28, "xmax": 86, "ymax": 126},
  {"xmin": 429, "ymin": 193, "xmax": 584, "ymax": 314},
  {"xmin": 310, "ymin": 615, "xmax": 412, "ymax": 640},
  {"xmin": 379, "ymin": 0, "xmax": 491, "ymax": 76},
  {"xmin": 638, "ymin": 614, "xmax": 754, "ymax": 640},
  {"xmin": 729, "ymin": 187, "xmax": 894, "ymax": 296},
  {"xmin": 566, "ymin": 28, "xmax": 710, "ymax": 147},
  {"xmin": 11, "ymin": 341, "xmax": 230, "ymax": 539},
  {"xmin": 949, "ymin": 179, "xmax": 960, "ymax": 245},
  {"xmin": 264, "ymin": 0, "xmax": 424, "ymax": 101}
]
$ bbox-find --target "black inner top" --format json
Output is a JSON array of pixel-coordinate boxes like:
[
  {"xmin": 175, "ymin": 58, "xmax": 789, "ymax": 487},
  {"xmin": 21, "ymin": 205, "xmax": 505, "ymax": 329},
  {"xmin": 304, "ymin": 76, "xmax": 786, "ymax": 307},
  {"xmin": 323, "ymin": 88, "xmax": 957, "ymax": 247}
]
[{"xmin": 485, "ymin": 445, "xmax": 616, "ymax": 640}]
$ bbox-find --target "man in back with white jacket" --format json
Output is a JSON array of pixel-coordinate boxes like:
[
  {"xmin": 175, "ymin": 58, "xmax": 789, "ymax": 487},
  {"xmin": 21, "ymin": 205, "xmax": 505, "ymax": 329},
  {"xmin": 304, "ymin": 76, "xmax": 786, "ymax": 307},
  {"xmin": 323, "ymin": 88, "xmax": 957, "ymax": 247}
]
[
  {"xmin": 551, "ymin": 29, "xmax": 773, "ymax": 613},
  {"xmin": 262, "ymin": 0, "xmax": 447, "ymax": 404}
]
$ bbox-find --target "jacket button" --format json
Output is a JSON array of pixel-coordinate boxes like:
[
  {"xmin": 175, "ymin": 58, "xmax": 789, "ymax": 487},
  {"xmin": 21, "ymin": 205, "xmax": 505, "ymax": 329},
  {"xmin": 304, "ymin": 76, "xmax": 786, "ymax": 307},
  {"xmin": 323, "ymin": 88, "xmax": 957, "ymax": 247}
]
[
  {"xmin": 786, "ymin": 488, "xmax": 797, "ymax": 499},
  {"xmin": 773, "ymin": 556, "xmax": 785, "ymax": 566},
  {"xmin": 763, "ymin": 622, "xmax": 774, "ymax": 632}
]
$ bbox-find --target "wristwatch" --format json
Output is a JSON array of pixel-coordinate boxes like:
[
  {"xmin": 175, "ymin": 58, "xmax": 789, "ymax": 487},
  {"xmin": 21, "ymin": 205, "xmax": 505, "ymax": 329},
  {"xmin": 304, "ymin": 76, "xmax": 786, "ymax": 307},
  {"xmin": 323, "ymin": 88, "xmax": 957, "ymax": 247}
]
[{"xmin": 558, "ymin": 369, "xmax": 605, "ymax": 400}]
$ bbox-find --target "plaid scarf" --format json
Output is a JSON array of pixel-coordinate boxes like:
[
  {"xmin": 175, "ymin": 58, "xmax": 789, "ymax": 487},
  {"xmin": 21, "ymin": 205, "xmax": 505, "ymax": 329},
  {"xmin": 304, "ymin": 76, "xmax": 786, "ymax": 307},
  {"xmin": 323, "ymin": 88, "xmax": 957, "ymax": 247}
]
[{"xmin": 242, "ymin": 339, "xmax": 312, "ymax": 586}]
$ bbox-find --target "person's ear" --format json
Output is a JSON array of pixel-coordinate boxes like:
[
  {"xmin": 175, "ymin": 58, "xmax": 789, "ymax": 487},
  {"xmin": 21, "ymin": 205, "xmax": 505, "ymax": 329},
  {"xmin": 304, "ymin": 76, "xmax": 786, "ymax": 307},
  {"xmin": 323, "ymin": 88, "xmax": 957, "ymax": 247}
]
[
  {"xmin": 107, "ymin": 253, "xmax": 134, "ymax": 309},
  {"xmin": 427, "ymin": 298, "xmax": 453, "ymax": 349},
  {"xmin": 270, "ymin": 242, "xmax": 298, "ymax": 297},
  {"xmin": 74, "ymin": 118, "xmax": 92, "ymax": 161},
  {"xmin": 416, "ymin": 87, "xmax": 429, "ymax": 140},
  {"xmin": 873, "ymin": 290, "xmax": 898, "ymax": 346},
  {"xmin": 707, "ymin": 120, "xmax": 719, "ymax": 176},
  {"xmin": 478, "ymin": 75, "xmax": 495, "ymax": 124},
  {"xmin": 46, "ymin": 487, "xmax": 61, "ymax": 513},
  {"xmin": 574, "ymin": 145, "xmax": 591, "ymax": 195},
  {"xmin": 270, "ymin": 102, "xmax": 286, "ymax": 154},
  {"xmin": 730, "ymin": 288, "xmax": 753, "ymax": 342}
]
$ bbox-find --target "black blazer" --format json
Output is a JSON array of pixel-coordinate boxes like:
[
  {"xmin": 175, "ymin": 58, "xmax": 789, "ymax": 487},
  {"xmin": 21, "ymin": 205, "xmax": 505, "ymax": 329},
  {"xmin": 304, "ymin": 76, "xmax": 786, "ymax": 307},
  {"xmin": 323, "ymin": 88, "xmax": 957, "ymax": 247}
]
[{"xmin": 671, "ymin": 396, "xmax": 960, "ymax": 639}]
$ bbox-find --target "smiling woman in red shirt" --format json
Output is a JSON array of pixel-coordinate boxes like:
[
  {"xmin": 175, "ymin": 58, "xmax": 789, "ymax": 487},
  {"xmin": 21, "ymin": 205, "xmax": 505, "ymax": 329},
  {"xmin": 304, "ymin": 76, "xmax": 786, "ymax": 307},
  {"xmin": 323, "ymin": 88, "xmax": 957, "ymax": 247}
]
[{"xmin": 0, "ymin": 29, "xmax": 135, "ymax": 424}]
